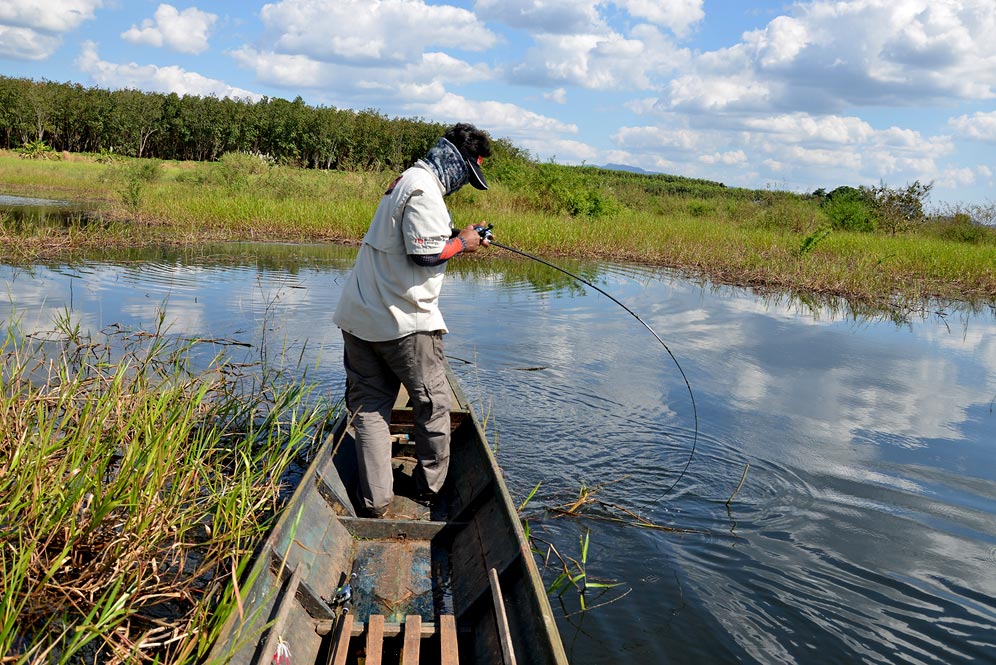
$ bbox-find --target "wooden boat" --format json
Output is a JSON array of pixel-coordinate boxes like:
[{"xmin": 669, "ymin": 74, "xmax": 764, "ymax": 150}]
[{"xmin": 207, "ymin": 366, "xmax": 568, "ymax": 665}]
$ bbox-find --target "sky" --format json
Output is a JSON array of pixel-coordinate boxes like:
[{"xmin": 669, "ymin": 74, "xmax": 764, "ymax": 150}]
[{"xmin": 1, "ymin": 0, "xmax": 995, "ymax": 207}]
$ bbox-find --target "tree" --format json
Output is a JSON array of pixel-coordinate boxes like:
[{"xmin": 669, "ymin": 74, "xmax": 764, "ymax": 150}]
[
  {"xmin": 111, "ymin": 89, "xmax": 164, "ymax": 157},
  {"xmin": 862, "ymin": 181, "xmax": 933, "ymax": 235}
]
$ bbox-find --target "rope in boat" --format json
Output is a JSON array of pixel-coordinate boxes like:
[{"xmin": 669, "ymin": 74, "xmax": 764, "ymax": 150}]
[{"xmin": 486, "ymin": 237, "xmax": 698, "ymax": 498}]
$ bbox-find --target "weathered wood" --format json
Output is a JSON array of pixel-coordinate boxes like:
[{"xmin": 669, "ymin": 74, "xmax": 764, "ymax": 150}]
[
  {"xmin": 440, "ymin": 614, "xmax": 460, "ymax": 665},
  {"xmin": 316, "ymin": 618, "xmax": 452, "ymax": 638},
  {"xmin": 366, "ymin": 614, "xmax": 384, "ymax": 665},
  {"xmin": 258, "ymin": 565, "xmax": 302, "ymax": 665},
  {"xmin": 328, "ymin": 612, "xmax": 353, "ymax": 665},
  {"xmin": 402, "ymin": 615, "xmax": 422, "ymax": 665},
  {"xmin": 490, "ymin": 568, "xmax": 517, "ymax": 665},
  {"xmin": 206, "ymin": 366, "xmax": 568, "ymax": 665}
]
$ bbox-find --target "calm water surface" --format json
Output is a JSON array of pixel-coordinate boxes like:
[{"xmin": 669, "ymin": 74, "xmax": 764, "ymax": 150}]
[{"xmin": 2, "ymin": 243, "xmax": 994, "ymax": 664}]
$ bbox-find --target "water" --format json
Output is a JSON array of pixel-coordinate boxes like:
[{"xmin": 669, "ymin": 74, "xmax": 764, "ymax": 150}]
[
  {"xmin": 2, "ymin": 243, "xmax": 994, "ymax": 664},
  {"xmin": 0, "ymin": 194, "xmax": 95, "ymax": 227}
]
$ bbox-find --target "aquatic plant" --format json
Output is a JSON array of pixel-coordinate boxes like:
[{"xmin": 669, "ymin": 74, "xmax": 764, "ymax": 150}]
[{"xmin": 0, "ymin": 311, "xmax": 334, "ymax": 663}]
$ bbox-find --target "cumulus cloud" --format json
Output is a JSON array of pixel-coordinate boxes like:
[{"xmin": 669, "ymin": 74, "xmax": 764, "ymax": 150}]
[
  {"xmin": 949, "ymin": 111, "xmax": 996, "ymax": 142},
  {"xmin": 0, "ymin": 0, "xmax": 102, "ymax": 59},
  {"xmin": 612, "ymin": 0, "xmax": 705, "ymax": 37},
  {"xmin": 700, "ymin": 150, "xmax": 748, "ymax": 166},
  {"xmin": 0, "ymin": 0, "xmax": 103, "ymax": 33},
  {"xmin": 477, "ymin": 0, "xmax": 704, "ymax": 37},
  {"xmin": 230, "ymin": 46, "xmax": 492, "ymax": 106},
  {"xmin": 659, "ymin": 0, "xmax": 996, "ymax": 115},
  {"xmin": 121, "ymin": 4, "xmax": 218, "ymax": 55},
  {"xmin": 413, "ymin": 92, "xmax": 577, "ymax": 138},
  {"xmin": 510, "ymin": 24, "xmax": 687, "ymax": 90},
  {"xmin": 76, "ymin": 41, "xmax": 260, "ymax": 100},
  {"xmin": 0, "ymin": 25, "xmax": 60, "ymax": 60},
  {"xmin": 258, "ymin": 0, "xmax": 496, "ymax": 66}
]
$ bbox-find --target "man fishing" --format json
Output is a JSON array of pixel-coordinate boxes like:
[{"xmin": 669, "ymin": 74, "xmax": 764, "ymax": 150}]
[{"xmin": 333, "ymin": 123, "xmax": 492, "ymax": 518}]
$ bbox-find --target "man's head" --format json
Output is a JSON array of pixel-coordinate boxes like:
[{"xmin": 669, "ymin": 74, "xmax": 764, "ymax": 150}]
[{"xmin": 443, "ymin": 123, "xmax": 492, "ymax": 190}]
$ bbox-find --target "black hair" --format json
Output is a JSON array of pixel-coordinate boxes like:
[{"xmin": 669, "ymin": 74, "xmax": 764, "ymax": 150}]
[{"xmin": 443, "ymin": 123, "xmax": 492, "ymax": 160}]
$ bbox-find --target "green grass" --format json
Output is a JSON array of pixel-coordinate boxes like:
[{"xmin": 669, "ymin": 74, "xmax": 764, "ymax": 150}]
[
  {"xmin": 0, "ymin": 311, "xmax": 336, "ymax": 664},
  {"xmin": 2, "ymin": 150, "xmax": 995, "ymax": 313}
]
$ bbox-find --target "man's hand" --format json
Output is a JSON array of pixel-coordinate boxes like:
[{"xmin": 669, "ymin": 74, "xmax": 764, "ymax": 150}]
[{"xmin": 456, "ymin": 223, "xmax": 491, "ymax": 252}]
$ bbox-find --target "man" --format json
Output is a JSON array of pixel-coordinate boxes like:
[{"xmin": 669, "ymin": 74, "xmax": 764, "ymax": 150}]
[{"xmin": 333, "ymin": 123, "xmax": 492, "ymax": 518}]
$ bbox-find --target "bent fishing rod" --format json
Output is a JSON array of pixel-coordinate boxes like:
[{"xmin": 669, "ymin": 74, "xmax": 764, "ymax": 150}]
[{"xmin": 474, "ymin": 225, "xmax": 698, "ymax": 498}]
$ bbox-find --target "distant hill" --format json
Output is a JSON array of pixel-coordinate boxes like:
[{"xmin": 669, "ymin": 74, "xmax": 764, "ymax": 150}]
[{"xmin": 599, "ymin": 163, "xmax": 655, "ymax": 174}]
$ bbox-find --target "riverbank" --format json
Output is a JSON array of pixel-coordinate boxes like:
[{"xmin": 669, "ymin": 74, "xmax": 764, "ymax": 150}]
[{"xmin": 2, "ymin": 151, "xmax": 995, "ymax": 313}]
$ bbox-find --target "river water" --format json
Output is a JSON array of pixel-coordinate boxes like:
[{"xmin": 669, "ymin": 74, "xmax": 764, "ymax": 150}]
[{"xmin": 2, "ymin": 242, "xmax": 994, "ymax": 664}]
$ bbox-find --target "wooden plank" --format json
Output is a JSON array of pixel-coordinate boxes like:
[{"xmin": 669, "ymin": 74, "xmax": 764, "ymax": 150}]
[
  {"xmin": 366, "ymin": 614, "xmax": 384, "ymax": 665},
  {"xmin": 329, "ymin": 612, "xmax": 353, "ymax": 665},
  {"xmin": 402, "ymin": 615, "xmax": 422, "ymax": 665},
  {"xmin": 440, "ymin": 614, "xmax": 459, "ymax": 665},
  {"xmin": 316, "ymin": 618, "xmax": 453, "ymax": 638},
  {"xmin": 489, "ymin": 568, "xmax": 517, "ymax": 665},
  {"xmin": 259, "ymin": 565, "xmax": 302, "ymax": 665}
]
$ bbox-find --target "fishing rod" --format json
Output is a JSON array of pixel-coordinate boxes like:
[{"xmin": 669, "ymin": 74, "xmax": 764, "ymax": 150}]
[{"xmin": 474, "ymin": 225, "xmax": 698, "ymax": 497}]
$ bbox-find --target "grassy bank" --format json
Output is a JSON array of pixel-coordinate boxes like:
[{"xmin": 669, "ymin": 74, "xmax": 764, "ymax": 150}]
[
  {"xmin": 2, "ymin": 150, "xmax": 995, "ymax": 311},
  {"xmin": 0, "ymin": 313, "xmax": 336, "ymax": 663}
]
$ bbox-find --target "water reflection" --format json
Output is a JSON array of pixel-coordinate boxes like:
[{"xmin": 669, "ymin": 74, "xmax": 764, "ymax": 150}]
[
  {"xmin": 2, "ymin": 243, "xmax": 994, "ymax": 664},
  {"xmin": 0, "ymin": 193, "xmax": 96, "ymax": 228}
]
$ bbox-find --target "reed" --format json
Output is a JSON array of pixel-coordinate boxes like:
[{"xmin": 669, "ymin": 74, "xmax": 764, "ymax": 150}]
[{"xmin": 0, "ymin": 311, "xmax": 335, "ymax": 664}]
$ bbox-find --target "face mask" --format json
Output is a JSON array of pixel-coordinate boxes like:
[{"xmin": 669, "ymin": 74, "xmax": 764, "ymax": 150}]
[{"xmin": 421, "ymin": 138, "xmax": 470, "ymax": 195}]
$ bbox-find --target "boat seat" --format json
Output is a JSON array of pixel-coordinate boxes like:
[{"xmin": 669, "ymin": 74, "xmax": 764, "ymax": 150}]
[{"xmin": 326, "ymin": 613, "xmax": 459, "ymax": 665}]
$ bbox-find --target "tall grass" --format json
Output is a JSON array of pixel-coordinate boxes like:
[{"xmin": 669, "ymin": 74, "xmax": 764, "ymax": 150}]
[
  {"xmin": 2, "ymin": 151, "xmax": 995, "ymax": 311},
  {"xmin": 0, "ymin": 311, "xmax": 335, "ymax": 664}
]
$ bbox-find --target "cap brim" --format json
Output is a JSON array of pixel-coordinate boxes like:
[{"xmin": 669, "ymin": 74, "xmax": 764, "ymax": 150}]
[{"xmin": 465, "ymin": 157, "xmax": 488, "ymax": 190}]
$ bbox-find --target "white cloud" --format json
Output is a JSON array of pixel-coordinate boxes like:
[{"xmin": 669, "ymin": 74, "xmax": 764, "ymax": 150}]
[
  {"xmin": 0, "ymin": 0, "xmax": 102, "ymax": 59},
  {"xmin": 477, "ymin": 0, "xmax": 704, "ymax": 37},
  {"xmin": 660, "ymin": 0, "xmax": 996, "ymax": 115},
  {"xmin": 510, "ymin": 24, "xmax": 686, "ymax": 90},
  {"xmin": 612, "ymin": 0, "xmax": 705, "ymax": 37},
  {"xmin": 414, "ymin": 92, "xmax": 577, "ymax": 139},
  {"xmin": 0, "ymin": 25, "xmax": 60, "ymax": 60},
  {"xmin": 121, "ymin": 4, "xmax": 218, "ymax": 55},
  {"xmin": 475, "ymin": 0, "xmax": 605, "ymax": 35},
  {"xmin": 700, "ymin": 150, "xmax": 748, "ymax": 166},
  {"xmin": 933, "ymin": 167, "xmax": 977, "ymax": 189},
  {"xmin": 949, "ymin": 111, "xmax": 996, "ymax": 142},
  {"xmin": 743, "ymin": 113, "xmax": 876, "ymax": 144},
  {"xmin": 519, "ymin": 137, "xmax": 600, "ymax": 164},
  {"xmin": 259, "ymin": 0, "xmax": 496, "ymax": 66},
  {"xmin": 613, "ymin": 125, "xmax": 701, "ymax": 152},
  {"xmin": 76, "ymin": 41, "xmax": 260, "ymax": 100},
  {"xmin": 0, "ymin": 0, "xmax": 103, "ymax": 33},
  {"xmin": 230, "ymin": 46, "xmax": 493, "ymax": 108},
  {"xmin": 543, "ymin": 87, "xmax": 567, "ymax": 104}
]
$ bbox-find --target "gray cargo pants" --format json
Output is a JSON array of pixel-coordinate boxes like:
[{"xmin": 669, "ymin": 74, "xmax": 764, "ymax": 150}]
[{"xmin": 342, "ymin": 330, "xmax": 452, "ymax": 514}]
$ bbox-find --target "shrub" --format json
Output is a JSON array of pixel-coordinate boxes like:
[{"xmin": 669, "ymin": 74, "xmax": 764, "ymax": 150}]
[
  {"xmin": 216, "ymin": 151, "xmax": 275, "ymax": 192},
  {"xmin": 823, "ymin": 188, "xmax": 876, "ymax": 232},
  {"xmin": 927, "ymin": 213, "xmax": 990, "ymax": 244},
  {"xmin": 526, "ymin": 163, "xmax": 620, "ymax": 219},
  {"xmin": 688, "ymin": 200, "xmax": 713, "ymax": 217},
  {"xmin": 16, "ymin": 140, "xmax": 57, "ymax": 160},
  {"xmin": 863, "ymin": 180, "xmax": 932, "ymax": 235}
]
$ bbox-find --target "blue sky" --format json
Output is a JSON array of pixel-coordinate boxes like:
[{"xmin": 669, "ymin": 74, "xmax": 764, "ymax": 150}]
[{"xmin": 2, "ymin": 0, "xmax": 994, "ymax": 206}]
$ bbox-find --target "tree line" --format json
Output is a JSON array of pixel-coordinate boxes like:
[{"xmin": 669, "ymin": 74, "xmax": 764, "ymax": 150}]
[{"xmin": 0, "ymin": 76, "xmax": 473, "ymax": 170}]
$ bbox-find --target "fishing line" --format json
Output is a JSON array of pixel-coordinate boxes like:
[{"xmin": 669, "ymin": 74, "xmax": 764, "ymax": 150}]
[{"xmin": 486, "ymin": 238, "xmax": 698, "ymax": 498}]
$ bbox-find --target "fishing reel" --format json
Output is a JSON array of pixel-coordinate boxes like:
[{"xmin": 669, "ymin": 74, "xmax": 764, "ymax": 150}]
[{"xmin": 474, "ymin": 223, "xmax": 494, "ymax": 245}]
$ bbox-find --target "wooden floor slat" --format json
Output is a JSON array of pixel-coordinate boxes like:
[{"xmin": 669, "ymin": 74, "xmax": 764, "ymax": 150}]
[
  {"xmin": 329, "ymin": 613, "xmax": 353, "ymax": 665},
  {"xmin": 402, "ymin": 615, "xmax": 422, "ymax": 665},
  {"xmin": 440, "ymin": 613, "xmax": 459, "ymax": 665},
  {"xmin": 365, "ymin": 614, "xmax": 384, "ymax": 665}
]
